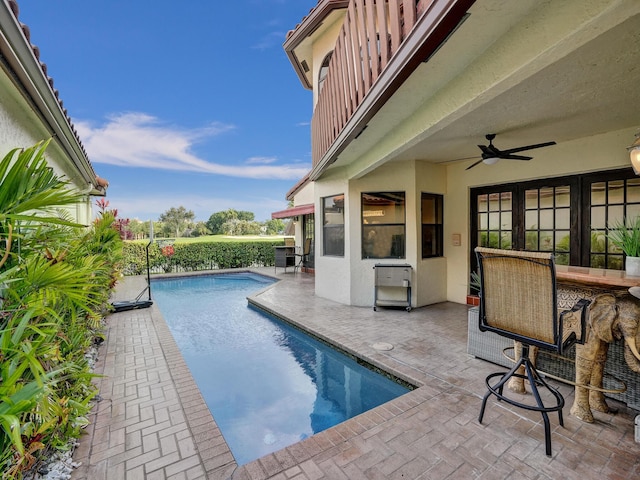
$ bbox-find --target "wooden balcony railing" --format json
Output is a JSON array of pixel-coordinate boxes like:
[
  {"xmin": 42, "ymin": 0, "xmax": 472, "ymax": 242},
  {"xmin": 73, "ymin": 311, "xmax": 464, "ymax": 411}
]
[{"xmin": 311, "ymin": 0, "xmax": 470, "ymax": 169}]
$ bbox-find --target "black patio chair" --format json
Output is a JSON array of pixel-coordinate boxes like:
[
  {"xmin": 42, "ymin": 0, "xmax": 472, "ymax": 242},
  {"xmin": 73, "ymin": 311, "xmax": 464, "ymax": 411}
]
[{"xmin": 294, "ymin": 238, "xmax": 311, "ymax": 272}]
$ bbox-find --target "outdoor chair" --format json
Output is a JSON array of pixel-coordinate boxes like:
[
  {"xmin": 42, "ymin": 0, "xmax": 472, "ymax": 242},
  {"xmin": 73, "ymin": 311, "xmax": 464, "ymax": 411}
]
[
  {"xmin": 294, "ymin": 238, "xmax": 311, "ymax": 272},
  {"xmin": 475, "ymin": 247, "xmax": 590, "ymax": 456}
]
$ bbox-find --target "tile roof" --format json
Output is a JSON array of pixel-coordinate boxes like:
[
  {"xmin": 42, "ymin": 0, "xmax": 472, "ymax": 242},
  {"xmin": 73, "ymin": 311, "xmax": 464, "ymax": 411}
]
[{"xmin": 7, "ymin": 0, "xmax": 89, "ymax": 163}]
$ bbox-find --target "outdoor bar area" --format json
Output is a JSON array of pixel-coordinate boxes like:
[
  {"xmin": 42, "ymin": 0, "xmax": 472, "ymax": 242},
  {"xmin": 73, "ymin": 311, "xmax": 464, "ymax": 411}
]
[{"xmin": 469, "ymin": 261, "xmax": 640, "ymax": 430}]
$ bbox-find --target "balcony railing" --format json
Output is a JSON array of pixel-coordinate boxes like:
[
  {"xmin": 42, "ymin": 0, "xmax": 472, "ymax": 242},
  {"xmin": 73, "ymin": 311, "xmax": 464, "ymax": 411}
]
[{"xmin": 311, "ymin": 0, "xmax": 471, "ymax": 169}]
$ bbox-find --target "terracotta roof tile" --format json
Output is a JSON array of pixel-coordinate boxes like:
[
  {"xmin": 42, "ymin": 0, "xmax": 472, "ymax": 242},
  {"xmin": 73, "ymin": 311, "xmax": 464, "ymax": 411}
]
[
  {"xmin": 286, "ymin": 1, "xmax": 321, "ymax": 39},
  {"xmin": 8, "ymin": 0, "xmax": 90, "ymax": 163}
]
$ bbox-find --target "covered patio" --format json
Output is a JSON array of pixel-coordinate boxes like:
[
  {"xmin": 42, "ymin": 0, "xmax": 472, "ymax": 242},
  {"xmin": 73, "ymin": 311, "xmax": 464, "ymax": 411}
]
[{"xmin": 71, "ymin": 271, "xmax": 639, "ymax": 479}]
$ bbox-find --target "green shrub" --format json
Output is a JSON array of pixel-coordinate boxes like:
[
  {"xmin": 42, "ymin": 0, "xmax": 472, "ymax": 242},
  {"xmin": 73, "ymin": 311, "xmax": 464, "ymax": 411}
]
[{"xmin": 122, "ymin": 239, "xmax": 283, "ymax": 274}]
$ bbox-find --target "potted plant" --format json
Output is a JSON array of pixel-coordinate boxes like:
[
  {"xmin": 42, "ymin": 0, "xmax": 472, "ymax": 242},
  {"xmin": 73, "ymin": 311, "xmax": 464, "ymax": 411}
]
[
  {"xmin": 467, "ymin": 271, "xmax": 481, "ymax": 306},
  {"xmin": 606, "ymin": 216, "xmax": 640, "ymax": 276}
]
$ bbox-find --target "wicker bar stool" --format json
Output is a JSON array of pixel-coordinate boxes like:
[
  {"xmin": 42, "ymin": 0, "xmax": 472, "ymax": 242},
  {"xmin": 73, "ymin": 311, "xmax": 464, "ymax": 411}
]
[{"xmin": 475, "ymin": 247, "xmax": 590, "ymax": 456}]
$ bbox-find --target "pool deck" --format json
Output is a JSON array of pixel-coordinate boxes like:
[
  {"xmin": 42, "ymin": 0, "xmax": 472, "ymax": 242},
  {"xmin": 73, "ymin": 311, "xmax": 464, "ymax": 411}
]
[{"xmin": 71, "ymin": 269, "xmax": 640, "ymax": 480}]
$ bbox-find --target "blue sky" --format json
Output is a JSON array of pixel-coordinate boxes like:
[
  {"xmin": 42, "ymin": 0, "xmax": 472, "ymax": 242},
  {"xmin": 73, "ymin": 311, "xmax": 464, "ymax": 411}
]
[{"xmin": 19, "ymin": 1, "xmax": 318, "ymax": 222}]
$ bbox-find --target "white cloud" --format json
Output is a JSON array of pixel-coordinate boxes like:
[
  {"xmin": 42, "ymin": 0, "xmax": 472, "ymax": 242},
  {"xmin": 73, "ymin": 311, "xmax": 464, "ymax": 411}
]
[
  {"xmin": 250, "ymin": 31, "xmax": 286, "ymax": 50},
  {"xmin": 246, "ymin": 156, "xmax": 277, "ymax": 165},
  {"xmin": 75, "ymin": 112, "xmax": 309, "ymax": 180}
]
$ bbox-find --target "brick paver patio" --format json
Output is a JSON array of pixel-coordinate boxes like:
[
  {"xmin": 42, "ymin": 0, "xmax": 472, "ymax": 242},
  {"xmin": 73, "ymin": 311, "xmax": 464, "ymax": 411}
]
[{"xmin": 71, "ymin": 270, "xmax": 640, "ymax": 479}]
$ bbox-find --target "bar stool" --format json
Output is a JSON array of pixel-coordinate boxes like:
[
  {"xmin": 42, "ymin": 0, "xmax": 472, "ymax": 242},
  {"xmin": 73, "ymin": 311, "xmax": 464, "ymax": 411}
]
[{"xmin": 475, "ymin": 247, "xmax": 590, "ymax": 456}]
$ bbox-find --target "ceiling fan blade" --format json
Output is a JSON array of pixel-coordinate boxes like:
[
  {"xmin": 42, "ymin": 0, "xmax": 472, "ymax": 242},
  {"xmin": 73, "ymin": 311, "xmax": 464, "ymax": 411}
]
[
  {"xmin": 465, "ymin": 158, "xmax": 485, "ymax": 170},
  {"xmin": 487, "ymin": 144, "xmax": 502, "ymax": 156},
  {"xmin": 501, "ymin": 141, "xmax": 556, "ymax": 155},
  {"xmin": 470, "ymin": 136, "xmax": 555, "ymax": 166}
]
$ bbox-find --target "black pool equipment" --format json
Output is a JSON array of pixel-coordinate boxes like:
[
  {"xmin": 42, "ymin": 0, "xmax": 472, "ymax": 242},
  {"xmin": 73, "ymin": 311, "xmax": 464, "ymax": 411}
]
[{"xmin": 111, "ymin": 221, "xmax": 154, "ymax": 312}]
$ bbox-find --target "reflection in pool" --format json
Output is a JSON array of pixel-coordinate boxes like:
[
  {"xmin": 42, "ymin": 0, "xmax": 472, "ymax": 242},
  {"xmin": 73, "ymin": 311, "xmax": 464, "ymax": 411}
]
[{"xmin": 152, "ymin": 273, "xmax": 410, "ymax": 465}]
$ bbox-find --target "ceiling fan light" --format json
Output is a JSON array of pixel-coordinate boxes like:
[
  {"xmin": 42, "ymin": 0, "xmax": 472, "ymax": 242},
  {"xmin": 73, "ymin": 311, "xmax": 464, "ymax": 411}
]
[
  {"xmin": 482, "ymin": 156, "xmax": 499, "ymax": 165},
  {"xmin": 628, "ymin": 134, "xmax": 640, "ymax": 175}
]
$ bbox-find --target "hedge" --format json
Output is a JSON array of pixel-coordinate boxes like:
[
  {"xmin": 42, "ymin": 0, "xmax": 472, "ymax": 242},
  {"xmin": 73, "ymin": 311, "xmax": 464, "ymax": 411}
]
[{"xmin": 122, "ymin": 240, "xmax": 284, "ymax": 275}]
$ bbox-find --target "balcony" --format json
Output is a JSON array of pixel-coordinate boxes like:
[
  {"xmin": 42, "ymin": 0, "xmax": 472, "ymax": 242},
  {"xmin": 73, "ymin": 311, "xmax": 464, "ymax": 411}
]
[{"xmin": 308, "ymin": 0, "xmax": 475, "ymax": 173}]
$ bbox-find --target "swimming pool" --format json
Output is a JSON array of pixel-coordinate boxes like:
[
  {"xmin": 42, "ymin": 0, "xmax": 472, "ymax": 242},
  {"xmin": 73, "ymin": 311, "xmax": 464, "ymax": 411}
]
[{"xmin": 152, "ymin": 273, "xmax": 410, "ymax": 465}]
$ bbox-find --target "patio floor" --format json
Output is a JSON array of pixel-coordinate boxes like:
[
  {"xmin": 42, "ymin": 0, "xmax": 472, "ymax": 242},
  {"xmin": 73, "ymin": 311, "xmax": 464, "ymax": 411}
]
[{"xmin": 71, "ymin": 269, "xmax": 640, "ymax": 480}]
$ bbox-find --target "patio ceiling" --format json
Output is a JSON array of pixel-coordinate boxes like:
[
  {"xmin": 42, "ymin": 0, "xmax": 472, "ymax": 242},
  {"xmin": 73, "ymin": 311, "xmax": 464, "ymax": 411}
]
[{"xmin": 326, "ymin": 0, "xmax": 640, "ymax": 173}]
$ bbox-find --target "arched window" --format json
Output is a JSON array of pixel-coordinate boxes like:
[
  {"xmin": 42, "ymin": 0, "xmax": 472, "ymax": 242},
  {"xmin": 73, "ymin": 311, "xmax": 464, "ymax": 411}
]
[{"xmin": 318, "ymin": 52, "xmax": 333, "ymax": 92}]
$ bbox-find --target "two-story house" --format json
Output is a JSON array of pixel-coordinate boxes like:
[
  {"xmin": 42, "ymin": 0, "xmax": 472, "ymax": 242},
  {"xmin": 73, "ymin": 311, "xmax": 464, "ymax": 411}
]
[{"xmin": 276, "ymin": 0, "xmax": 640, "ymax": 308}]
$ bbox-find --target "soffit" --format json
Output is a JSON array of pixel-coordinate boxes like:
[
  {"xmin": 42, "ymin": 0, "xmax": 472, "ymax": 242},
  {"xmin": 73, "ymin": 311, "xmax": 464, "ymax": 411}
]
[{"xmin": 284, "ymin": 1, "xmax": 349, "ymax": 90}]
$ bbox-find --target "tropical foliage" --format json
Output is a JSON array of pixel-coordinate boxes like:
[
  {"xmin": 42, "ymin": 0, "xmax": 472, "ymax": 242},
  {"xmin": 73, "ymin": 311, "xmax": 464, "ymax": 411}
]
[
  {"xmin": 606, "ymin": 216, "xmax": 640, "ymax": 257},
  {"xmin": 0, "ymin": 142, "xmax": 121, "ymax": 478}
]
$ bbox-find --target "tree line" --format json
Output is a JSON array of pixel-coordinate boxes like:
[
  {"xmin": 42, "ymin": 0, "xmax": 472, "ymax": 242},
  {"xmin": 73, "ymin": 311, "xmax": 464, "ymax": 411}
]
[{"xmin": 122, "ymin": 206, "xmax": 287, "ymax": 239}]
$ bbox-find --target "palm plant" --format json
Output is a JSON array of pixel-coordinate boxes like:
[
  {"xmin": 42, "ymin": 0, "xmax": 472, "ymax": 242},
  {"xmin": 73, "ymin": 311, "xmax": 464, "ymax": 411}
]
[
  {"xmin": 0, "ymin": 141, "xmax": 121, "ymax": 477},
  {"xmin": 606, "ymin": 216, "xmax": 640, "ymax": 257}
]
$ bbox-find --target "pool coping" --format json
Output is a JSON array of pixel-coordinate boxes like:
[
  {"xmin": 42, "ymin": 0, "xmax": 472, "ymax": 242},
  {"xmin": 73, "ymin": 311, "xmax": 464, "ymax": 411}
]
[{"xmin": 147, "ymin": 269, "xmax": 432, "ymax": 478}]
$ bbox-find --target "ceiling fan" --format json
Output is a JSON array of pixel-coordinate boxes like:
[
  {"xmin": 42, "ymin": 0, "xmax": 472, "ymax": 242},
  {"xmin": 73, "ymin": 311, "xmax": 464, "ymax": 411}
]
[{"xmin": 465, "ymin": 134, "xmax": 556, "ymax": 170}]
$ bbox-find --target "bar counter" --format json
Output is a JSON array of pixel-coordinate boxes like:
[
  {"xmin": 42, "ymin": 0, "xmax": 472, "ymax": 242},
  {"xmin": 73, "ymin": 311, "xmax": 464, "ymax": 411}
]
[
  {"xmin": 469, "ymin": 264, "xmax": 640, "ymax": 411},
  {"xmin": 556, "ymin": 265, "xmax": 640, "ymax": 289}
]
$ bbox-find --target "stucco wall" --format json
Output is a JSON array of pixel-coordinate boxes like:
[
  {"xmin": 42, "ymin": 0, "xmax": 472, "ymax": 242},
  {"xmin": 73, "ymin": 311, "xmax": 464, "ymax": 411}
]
[
  {"xmin": 0, "ymin": 73, "xmax": 52, "ymax": 162},
  {"xmin": 348, "ymin": 163, "xmax": 418, "ymax": 307},
  {"xmin": 312, "ymin": 128, "xmax": 635, "ymax": 308},
  {"xmin": 315, "ymin": 160, "xmax": 451, "ymax": 308},
  {"xmin": 315, "ymin": 171, "xmax": 351, "ymax": 304},
  {"xmin": 0, "ymin": 71, "xmax": 94, "ymax": 225},
  {"xmin": 414, "ymin": 161, "xmax": 447, "ymax": 306},
  {"xmin": 444, "ymin": 128, "xmax": 635, "ymax": 304},
  {"xmin": 291, "ymin": 182, "xmax": 315, "ymax": 247},
  {"xmin": 293, "ymin": 182, "xmax": 314, "ymax": 207}
]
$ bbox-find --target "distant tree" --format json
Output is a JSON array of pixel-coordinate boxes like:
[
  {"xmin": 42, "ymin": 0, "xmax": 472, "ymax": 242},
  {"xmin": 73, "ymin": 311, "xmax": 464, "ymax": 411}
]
[
  {"xmin": 221, "ymin": 219, "xmax": 262, "ymax": 236},
  {"xmin": 159, "ymin": 222, "xmax": 172, "ymax": 238},
  {"xmin": 237, "ymin": 210, "xmax": 254, "ymax": 221},
  {"xmin": 159, "ymin": 206, "xmax": 195, "ymax": 237},
  {"xmin": 206, "ymin": 209, "xmax": 255, "ymax": 234},
  {"xmin": 264, "ymin": 219, "xmax": 286, "ymax": 235},
  {"xmin": 128, "ymin": 219, "xmax": 146, "ymax": 239},
  {"xmin": 191, "ymin": 221, "xmax": 211, "ymax": 237}
]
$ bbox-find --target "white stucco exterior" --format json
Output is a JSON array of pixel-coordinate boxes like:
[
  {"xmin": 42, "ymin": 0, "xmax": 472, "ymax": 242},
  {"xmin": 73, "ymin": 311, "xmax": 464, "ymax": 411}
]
[
  {"xmin": 312, "ymin": 126, "xmax": 633, "ymax": 307},
  {"xmin": 284, "ymin": 0, "xmax": 640, "ymax": 308}
]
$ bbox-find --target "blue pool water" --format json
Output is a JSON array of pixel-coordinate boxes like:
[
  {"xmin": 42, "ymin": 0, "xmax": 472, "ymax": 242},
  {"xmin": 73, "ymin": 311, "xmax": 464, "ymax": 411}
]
[{"xmin": 152, "ymin": 273, "xmax": 410, "ymax": 465}]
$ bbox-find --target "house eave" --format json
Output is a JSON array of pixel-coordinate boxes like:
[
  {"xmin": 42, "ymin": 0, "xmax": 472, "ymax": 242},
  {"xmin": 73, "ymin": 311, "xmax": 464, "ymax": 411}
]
[
  {"xmin": 284, "ymin": 0, "xmax": 349, "ymax": 90},
  {"xmin": 285, "ymin": 171, "xmax": 311, "ymax": 201},
  {"xmin": 0, "ymin": 0, "xmax": 98, "ymax": 189}
]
